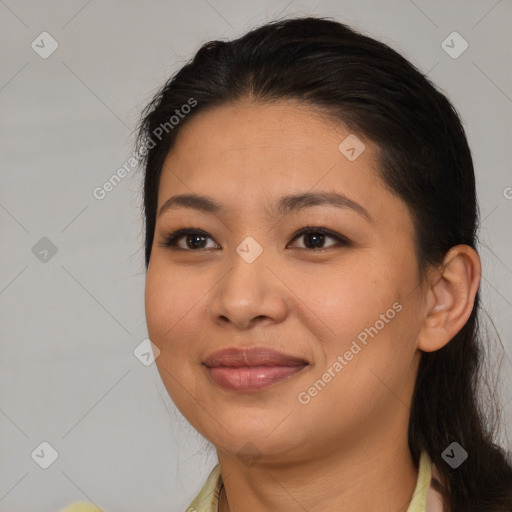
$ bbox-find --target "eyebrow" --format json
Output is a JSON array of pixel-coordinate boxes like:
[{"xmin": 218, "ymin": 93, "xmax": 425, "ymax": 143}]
[{"xmin": 157, "ymin": 191, "xmax": 372, "ymax": 222}]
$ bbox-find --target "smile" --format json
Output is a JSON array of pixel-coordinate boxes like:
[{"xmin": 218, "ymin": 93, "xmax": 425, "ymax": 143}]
[{"xmin": 205, "ymin": 364, "xmax": 308, "ymax": 391}]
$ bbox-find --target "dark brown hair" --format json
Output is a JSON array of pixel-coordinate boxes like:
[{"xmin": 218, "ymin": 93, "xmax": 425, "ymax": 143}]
[{"xmin": 136, "ymin": 16, "xmax": 512, "ymax": 511}]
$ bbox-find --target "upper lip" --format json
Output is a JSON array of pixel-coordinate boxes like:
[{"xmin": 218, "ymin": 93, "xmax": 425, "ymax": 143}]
[{"xmin": 203, "ymin": 347, "xmax": 308, "ymax": 368}]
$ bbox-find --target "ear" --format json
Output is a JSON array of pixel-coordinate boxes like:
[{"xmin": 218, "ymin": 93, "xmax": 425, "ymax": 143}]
[{"xmin": 417, "ymin": 245, "xmax": 481, "ymax": 352}]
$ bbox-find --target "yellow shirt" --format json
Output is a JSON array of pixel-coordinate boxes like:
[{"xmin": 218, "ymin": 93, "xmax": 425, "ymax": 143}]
[{"xmin": 60, "ymin": 450, "xmax": 445, "ymax": 512}]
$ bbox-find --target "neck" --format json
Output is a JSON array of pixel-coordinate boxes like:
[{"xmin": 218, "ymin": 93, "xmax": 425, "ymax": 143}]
[{"xmin": 217, "ymin": 429, "xmax": 418, "ymax": 512}]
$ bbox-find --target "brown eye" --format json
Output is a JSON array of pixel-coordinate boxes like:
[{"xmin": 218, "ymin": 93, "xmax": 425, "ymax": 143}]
[
  {"xmin": 159, "ymin": 229, "xmax": 220, "ymax": 251},
  {"xmin": 289, "ymin": 227, "xmax": 350, "ymax": 250}
]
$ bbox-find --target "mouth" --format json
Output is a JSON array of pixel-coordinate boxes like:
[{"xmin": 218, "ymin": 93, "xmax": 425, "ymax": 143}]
[{"xmin": 202, "ymin": 347, "xmax": 309, "ymax": 392}]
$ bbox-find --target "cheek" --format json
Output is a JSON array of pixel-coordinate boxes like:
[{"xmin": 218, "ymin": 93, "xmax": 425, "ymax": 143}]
[
  {"xmin": 304, "ymin": 255, "xmax": 419, "ymax": 375},
  {"xmin": 145, "ymin": 258, "xmax": 199, "ymax": 339},
  {"xmin": 145, "ymin": 269, "xmax": 202, "ymax": 418},
  {"xmin": 145, "ymin": 271, "xmax": 174, "ymax": 343},
  {"xmin": 145, "ymin": 261, "xmax": 210, "ymax": 383},
  {"xmin": 144, "ymin": 266, "xmax": 195, "ymax": 377},
  {"xmin": 298, "ymin": 259, "xmax": 401, "ymax": 336}
]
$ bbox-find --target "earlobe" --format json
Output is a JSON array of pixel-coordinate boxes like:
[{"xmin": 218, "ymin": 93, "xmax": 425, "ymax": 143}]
[{"xmin": 417, "ymin": 245, "xmax": 481, "ymax": 353}]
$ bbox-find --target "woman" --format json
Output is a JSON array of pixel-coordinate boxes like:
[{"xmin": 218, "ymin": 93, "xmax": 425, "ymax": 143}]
[{"xmin": 62, "ymin": 15, "xmax": 512, "ymax": 512}]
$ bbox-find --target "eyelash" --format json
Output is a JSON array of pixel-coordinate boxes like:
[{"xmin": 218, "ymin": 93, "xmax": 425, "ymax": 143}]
[{"xmin": 158, "ymin": 226, "xmax": 351, "ymax": 252}]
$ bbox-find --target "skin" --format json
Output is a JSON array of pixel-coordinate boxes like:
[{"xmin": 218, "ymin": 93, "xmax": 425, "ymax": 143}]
[{"xmin": 145, "ymin": 99, "xmax": 481, "ymax": 512}]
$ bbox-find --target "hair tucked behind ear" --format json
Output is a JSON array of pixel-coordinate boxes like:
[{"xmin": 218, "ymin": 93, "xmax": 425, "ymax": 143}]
[{"xmin": 136, "ymin": 16, "xmax": 512, "ymax": 511}]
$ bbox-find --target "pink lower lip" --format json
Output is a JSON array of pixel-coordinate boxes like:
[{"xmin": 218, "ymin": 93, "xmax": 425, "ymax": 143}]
[{"xmin": 206, "ymin": 364, "xmax": 307, "ymax": 391}]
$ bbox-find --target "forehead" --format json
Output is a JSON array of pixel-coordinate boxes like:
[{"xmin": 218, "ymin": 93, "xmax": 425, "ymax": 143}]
[
  {"xmin": 159, "ymin": 100, "xmax": 382, "ymax": 205},
  {"xmin": 171, "ymin": 99, "xmax": 346, "ymax": 156}
]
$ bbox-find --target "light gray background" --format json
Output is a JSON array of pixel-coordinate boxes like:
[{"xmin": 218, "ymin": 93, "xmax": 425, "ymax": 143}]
[{"xmin": 1, "ymin": 1, "xmax": 511, "ymax": 511}]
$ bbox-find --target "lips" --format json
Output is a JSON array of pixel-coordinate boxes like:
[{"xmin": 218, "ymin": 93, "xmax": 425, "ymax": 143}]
[
  {"xmin": 203, "ymin": 347, "xmax": 308, "ymax": 367},
  {"xmin": 203, "ymin": 347, "xmax": 309, "ymax": 391}
]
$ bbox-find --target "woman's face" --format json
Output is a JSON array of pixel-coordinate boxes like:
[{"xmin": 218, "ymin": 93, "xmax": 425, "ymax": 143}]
[{"xmin": 145, "ymin": 100, "xmax": 426, "ymax": 463}]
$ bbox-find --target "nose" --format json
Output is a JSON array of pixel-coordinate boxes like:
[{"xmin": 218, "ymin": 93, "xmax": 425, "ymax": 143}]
[{"xmin": 209, "ymin": 249, "xmax": 288, "ymax": 330}]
